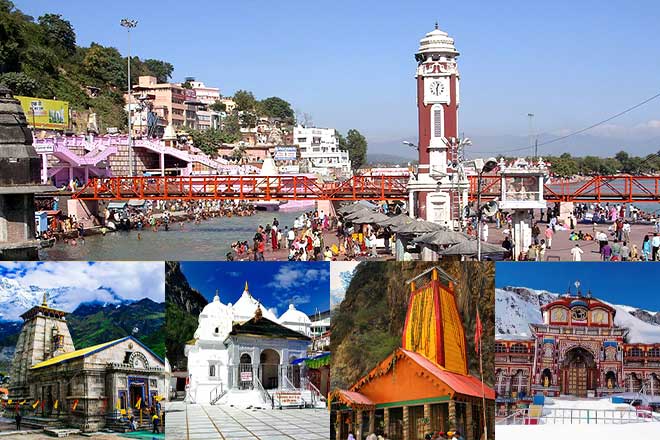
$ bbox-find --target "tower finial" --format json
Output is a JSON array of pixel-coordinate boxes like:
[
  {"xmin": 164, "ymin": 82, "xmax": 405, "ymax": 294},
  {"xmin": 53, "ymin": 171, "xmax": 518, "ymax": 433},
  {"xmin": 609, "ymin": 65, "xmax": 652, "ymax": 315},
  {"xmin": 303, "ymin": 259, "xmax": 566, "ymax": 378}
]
[
  {"xmin": 214, "ymin": 289, "xmax": 219, "ymax": 301},
  {"xmin": 244, "ymin": 281, "xmax": 249, "ymax": 291},
  {"xmin": 435, "ymin": 21, "xmax": 439, "ymax": 30},
  {"xmin": 42, "ymin": 292, "xmax": 48, "ymax": 307}
]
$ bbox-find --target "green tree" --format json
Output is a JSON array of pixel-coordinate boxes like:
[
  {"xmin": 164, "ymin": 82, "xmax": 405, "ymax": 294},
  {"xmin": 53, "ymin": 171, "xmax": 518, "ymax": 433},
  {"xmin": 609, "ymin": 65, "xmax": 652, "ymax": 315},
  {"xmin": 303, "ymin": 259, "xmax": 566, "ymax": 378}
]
[
  {"xmin": 38, "ymin": 13, "xmax": 76, "ymax": 56},
  {"xmin": 0, "ymin": 71, "xmax": 38, "ymax": 95},
  {"xmin": 342, "ymin": 129, "xmax": 368, "ymax": 170},
  {"xmin": 221, "ymin": 113, "xmax": 241, "ymax": 142},
  {"xmin": 82, "ymin": 43, "xmax": 126, "ymax": 88},
  {"xmin": 210, "ymin": 100, "xmax": 226, "ymax": 112},
  {"xmin": 143, "ymin": 59, "xmax": 173, "ymax": 83},
  {"xmin": 239, "ymin": 111, "xmax": 257, "ymax": 128},
  {"xmin": 0, "ymin": 0, "xmax": 26, "ymax": 73},
  {"xmin": 260, "ymin": 96, "xmax": 294, "ymax": 122},
  {"xmin": 233, "ymin": 89, "xmax": 256, "ymax": 112}
]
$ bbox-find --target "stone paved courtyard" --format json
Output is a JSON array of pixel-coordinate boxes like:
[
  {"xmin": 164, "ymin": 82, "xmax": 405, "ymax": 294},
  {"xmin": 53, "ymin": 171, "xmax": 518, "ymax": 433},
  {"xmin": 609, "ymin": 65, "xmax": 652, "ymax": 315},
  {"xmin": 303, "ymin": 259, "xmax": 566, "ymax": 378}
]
[{"xmin": 165, "ymin": 401, "xmax": 329, "ymax": 440}]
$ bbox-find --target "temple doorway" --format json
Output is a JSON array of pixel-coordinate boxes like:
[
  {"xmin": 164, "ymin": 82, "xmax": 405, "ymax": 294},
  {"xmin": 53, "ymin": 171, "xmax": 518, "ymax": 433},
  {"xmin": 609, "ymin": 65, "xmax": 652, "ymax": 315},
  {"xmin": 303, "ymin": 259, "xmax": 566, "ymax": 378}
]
[
  {"xmin": 563, "ymin": 347, "xmax": 596, "ymax": 397},
  {"xmin": 239, "ymin": 354, "xmax": 253, "ymax": 390},
  {"xmin": 129, "ymin": 381, "xmax": 146, "ymax": 408},
  {"xmin": 260, "ymin": 349, "xmax": 280, "ymax": 389}
]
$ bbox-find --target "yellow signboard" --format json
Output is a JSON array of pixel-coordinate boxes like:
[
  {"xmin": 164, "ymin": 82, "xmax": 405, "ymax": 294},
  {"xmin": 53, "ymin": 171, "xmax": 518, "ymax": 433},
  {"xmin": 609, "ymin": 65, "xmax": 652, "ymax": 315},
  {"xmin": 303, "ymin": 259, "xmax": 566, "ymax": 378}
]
[{"xmin": 16, "ymin": 96, "xmax": 69, "ymax": 130}]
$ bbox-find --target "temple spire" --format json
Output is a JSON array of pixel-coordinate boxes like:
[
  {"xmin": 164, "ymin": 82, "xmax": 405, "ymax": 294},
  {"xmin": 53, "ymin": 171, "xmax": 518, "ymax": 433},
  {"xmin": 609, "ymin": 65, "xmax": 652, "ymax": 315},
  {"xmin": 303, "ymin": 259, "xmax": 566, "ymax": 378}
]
[
  {"xmin": 244, "ymin": 281, "xmax": 249, "ymax": 291},
  {"xmin": 213, "ymin": 289, "xmax": 219, "ymax": 302},
  {"xmin": 435, "ymin": 21, "xmax": 439, "ymax": 30},
  {"xmin": 42, "ymin": 292, "xmax": 48, "ymax": 307}
]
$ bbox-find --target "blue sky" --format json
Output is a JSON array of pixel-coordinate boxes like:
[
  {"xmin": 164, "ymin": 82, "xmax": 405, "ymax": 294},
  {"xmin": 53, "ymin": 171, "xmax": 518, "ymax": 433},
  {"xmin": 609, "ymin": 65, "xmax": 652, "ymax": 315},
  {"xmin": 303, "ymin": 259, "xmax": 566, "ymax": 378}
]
[
  {"xmin": 179, "ymin": 262, "xmax": 329, "ymax": 315},
  {"xmin": 15, "ymin": 0, "xmax": 660, "ymax": 155},
  {"xmin": 496, "ymin": 262, "xmax": 660, "ymax": 310}
]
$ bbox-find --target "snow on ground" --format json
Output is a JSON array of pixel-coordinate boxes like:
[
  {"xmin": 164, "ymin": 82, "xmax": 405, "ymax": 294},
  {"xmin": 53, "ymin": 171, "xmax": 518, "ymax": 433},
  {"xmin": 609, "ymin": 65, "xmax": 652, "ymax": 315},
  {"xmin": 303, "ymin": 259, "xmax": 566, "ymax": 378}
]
[
  {"xmin": 495, "ymin": 288, "xmax": 545, "ymax": 338},
  {"xmin": 608, "ymin": 302, "xmax": 660, "ymax": 343},
  {"xmin": 497, "ymin": 422, "xmax": 660, "ymax": 440}
]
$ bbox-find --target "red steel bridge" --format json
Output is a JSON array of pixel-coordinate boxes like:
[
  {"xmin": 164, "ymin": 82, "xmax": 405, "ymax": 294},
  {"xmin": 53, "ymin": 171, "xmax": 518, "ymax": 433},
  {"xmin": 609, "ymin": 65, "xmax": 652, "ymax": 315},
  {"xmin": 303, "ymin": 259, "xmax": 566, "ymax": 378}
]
[{"xmin": 71, "ymin": 174, "xmax": 660, "ymax": 203}]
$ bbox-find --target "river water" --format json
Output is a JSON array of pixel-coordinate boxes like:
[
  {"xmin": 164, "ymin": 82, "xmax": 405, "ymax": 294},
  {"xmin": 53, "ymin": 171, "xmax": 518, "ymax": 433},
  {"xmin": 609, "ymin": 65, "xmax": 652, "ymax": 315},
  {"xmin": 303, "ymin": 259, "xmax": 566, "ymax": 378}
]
[{"xmin": 41, "ymin": 210, "xmax": 304, "ymax": 261}]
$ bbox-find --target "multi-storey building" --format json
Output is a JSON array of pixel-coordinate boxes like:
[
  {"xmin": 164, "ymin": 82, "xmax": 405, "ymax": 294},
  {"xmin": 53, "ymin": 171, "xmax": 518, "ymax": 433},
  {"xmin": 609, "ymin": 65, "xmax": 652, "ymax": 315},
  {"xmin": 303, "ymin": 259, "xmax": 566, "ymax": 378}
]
[
  {"xmin": 130, "ymin": 76, "xmax": 186, "ymax": 128},
  {"xmin": 495, "ymin": 292, "xmax": 660, "ymax": 412},
  {"xmin": 293, "ymin": 125, "xmax": 351, "ymax": 177},
  {"xmin": 189, "ymin": 80, "xmax": 221, "ymax": 106}
]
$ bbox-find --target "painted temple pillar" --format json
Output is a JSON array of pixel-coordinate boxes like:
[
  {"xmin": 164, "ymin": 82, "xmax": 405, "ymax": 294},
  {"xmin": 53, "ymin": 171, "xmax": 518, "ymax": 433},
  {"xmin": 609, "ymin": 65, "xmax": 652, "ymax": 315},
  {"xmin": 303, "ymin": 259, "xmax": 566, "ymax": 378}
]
[
  {"xmin": 465, "ymin": 403, "xmax": 473, "ymax": 440},
  {"xmin": 335, "ymin": 412, "xmax": 342, "ymax": 440},
  {"xmin": 448, "ymin": 400, "xmax": 457, "ymax": 431},
  {"xmin": 356, "ymin": 410, "xmax": 363, "ymax": 439},
  {"xmin": 383, "ymin": 408, "xmax": 390, "ymax": 437},
  {"xmin": 368, "ymin": 409, "xmax": 375, "ymax": 435},
  {"xmin": 403, "ymin": 406, "xmax": 410, "ymax": 440},
  {"xmin": 424, "ymin": 403, "xmax": 431, "ymax": 427}
]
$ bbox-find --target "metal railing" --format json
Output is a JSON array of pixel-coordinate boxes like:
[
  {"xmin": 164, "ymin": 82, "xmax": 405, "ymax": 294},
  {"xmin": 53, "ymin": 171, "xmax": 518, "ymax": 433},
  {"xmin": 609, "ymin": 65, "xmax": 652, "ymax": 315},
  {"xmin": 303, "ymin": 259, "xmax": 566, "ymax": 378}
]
[
  {"xmin": 497, "ymin": 407, "xmax": 660, "ymax": 425},
  {"xmin": 254, "ymin": 376, "xmax": 275, "ymax": 409},
  {"xmin": 302, "ymin": 377, "xmax": 325, "ymax": 407},
  {"xmin": 209, "ymin": 383, "xmax": 226, "ymax": 405}
]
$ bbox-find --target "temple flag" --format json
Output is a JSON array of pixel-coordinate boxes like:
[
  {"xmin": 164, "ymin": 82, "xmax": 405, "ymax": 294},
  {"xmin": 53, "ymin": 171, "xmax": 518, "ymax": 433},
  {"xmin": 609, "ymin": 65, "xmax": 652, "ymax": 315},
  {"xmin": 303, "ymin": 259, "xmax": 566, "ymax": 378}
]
[
  {"xmin": 6, "ymin": 399, "xmax": 11, "ymax": 405},
  {"xmin": 32, "ymin": 400, "xmax": 40, "ymax": 409},
  {"xmin": 135, "ymin": 397, "xmax": 142, "ymax": 409},
  {"xmin": 474, "ymin": 308, "xmax": 483, "ymax": 354},
  {"xmin": 116, "ymin": 400, "xmax": 121, "ymax": 410},
  {"xmin": 40, "ymin": 400, "xmax": 45, "ymax": 409},
  {"xmin": 72, "ymin": 399, "xmax": 79, "ymax": 411},
  {"xmin": 19, "ymin": 400, "xmax": 26, "ymax": 405},
  {"xmin": 54, "ymin": 400, "xmax": 59, "ymax": 409}
]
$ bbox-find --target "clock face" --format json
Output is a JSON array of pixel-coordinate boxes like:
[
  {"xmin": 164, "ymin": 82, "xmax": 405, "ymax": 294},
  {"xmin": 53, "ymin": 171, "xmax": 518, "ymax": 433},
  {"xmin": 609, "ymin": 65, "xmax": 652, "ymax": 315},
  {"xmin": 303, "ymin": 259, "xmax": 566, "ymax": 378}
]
[{"xmin": 429, "ymin": 80, "xmax": 445, "ymax": 96}]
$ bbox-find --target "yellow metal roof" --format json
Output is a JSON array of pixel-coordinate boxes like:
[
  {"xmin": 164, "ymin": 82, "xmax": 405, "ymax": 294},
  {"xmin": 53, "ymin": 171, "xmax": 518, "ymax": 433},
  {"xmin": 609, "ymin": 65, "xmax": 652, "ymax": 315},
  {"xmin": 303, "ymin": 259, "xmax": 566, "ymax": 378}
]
[{"xmin": 30, "ymin": 338, "xmax": 125, "ymax": 370}]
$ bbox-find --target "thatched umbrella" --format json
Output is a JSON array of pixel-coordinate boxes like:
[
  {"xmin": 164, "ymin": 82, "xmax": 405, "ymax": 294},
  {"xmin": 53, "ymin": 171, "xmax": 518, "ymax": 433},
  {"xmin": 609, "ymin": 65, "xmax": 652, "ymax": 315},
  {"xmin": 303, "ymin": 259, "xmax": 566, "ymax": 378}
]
[
  {"xmin": 338, "ymin": 201, "xmax": 377, "ymax": 215},
  {"xmin": 439, "ymin": 240, "xmax": 507, "ymax": 256},
  {"xmin": 376, "ymin": 214, "xmax": 411, "ymax": 228},
  {"xmin": 413, "ymin": 229, "xmax": 471, "ymax": 246},
  {"xmin": 348, "ymin": 211, "xmax": 390, "ymax": 224}
]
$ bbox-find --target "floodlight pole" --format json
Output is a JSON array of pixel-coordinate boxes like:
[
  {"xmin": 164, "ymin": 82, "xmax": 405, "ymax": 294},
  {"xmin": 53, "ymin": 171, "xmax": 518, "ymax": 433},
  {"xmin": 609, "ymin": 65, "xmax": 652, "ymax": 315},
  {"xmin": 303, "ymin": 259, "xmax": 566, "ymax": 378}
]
[{"xmin": 121, "ymin": 18, "xmax": 138, "ymax": 177}]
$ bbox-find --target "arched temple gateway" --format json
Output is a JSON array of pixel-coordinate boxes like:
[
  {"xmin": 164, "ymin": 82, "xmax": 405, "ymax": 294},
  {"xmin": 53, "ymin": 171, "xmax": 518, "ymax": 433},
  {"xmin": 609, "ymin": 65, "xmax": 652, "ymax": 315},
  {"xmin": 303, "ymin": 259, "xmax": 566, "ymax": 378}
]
[
  {"xmin": 184, "ymin": 282, "xmax": 327, "ymax": 407},
  {"xmin": 495, "ymin": 288, "xmax": 660, "ymax": 414},
  {"xmin": 330, "ymin": 267, "xmax": 495, "ymax": 440}
]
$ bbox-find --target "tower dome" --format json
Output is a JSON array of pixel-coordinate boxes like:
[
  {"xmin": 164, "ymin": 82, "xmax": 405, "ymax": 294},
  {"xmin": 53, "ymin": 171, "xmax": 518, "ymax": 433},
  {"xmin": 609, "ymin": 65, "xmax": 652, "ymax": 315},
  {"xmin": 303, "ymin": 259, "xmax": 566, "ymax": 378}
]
[
  {"xmin": 279, "ymin": 304, "xmax": 312, "ymax": 336},
  {"xmin": 416, "ymin": 23, "xmax": 459, "ymax": 59}
]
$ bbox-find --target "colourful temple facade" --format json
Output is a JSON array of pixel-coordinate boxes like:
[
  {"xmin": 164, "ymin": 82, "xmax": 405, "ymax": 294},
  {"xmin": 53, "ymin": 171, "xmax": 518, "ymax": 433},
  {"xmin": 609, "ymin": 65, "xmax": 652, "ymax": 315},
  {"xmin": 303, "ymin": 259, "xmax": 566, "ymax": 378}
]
[
  {"xmin": 331, "ymin": 267, "xmax": 494, "ymax": 440},
  {"xmin": 495, "ymin": 292, "xmax": 660, "ymax": 415}
]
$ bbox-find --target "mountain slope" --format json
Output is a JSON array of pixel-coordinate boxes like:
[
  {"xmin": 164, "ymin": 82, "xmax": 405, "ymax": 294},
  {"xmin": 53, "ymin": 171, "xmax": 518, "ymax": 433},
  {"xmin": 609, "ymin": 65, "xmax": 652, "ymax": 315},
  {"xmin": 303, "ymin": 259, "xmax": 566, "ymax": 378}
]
[
  {"xmin": 495, "ymin": 286, "xmax": 660, "ymax": 343},
  {"xmin": 165, "ymin": 261, "xmax": 208, "ymax": 370}
]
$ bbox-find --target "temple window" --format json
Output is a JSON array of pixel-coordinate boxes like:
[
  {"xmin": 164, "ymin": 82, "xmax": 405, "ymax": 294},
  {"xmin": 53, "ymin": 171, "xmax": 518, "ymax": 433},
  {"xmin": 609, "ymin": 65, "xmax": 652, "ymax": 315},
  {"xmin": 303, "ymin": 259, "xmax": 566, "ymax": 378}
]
[
  {"xmin": 495, "ymin": 343, "xmax": 507, "ymax": 353},
  {"xmin": 648, "ymin": 347, "xmax": 660, "ymax": 358},
  {"xmin": 629, "ymin": 347, "xmax": 643, "ymax": 357},
  {"xmin": 209, "ymin": 365, "xmax": 216, "ymax": 377},
  {"xmin": 510, "ymin": 343, "xmax": 527, "ymax": 353}
]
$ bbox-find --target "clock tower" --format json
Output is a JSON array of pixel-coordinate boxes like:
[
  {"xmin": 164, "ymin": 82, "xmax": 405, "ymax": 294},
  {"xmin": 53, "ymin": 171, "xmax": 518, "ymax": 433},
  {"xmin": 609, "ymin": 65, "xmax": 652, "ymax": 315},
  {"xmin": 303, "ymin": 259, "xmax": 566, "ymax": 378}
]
[{"xmin": 408, "ymin": 24, "xmax": 467, "ymax": 225}]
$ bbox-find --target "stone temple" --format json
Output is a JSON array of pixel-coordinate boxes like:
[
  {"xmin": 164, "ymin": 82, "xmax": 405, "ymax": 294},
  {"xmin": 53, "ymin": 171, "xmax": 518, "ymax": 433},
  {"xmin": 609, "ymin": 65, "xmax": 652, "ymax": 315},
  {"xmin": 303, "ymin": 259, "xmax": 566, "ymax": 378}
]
[
  {"xmin": 0, "ymin": 87, "xmax": 52, "ymax": 260},
  {"xmin": 7, "ymin": 294, "xmax": 166, "ymax": 432}
]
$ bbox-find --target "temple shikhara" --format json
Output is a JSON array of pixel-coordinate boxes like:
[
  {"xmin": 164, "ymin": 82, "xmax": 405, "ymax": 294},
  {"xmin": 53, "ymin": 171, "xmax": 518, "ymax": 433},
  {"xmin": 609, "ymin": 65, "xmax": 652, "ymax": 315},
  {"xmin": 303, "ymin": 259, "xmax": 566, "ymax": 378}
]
[
  {"xmin": 495, "ymin": 287, "xmax": 660, "ymax": 413},
  {"xmin": 7, "ymin": 294, "xmax": 166, "ymax": 432},
  {"xmin": 330, "ymin": 268, "xmax": 494, "ymax": 440}
]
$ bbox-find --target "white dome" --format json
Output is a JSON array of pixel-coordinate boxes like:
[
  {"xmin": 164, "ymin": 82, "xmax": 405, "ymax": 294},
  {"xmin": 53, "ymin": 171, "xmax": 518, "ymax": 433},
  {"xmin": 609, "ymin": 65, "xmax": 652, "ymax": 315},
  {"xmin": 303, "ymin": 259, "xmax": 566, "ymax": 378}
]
[
  {"xmin": 279, "ymin": 304, "xmax": 311, "ymax": 336},
  {"xmin": 232, "ymin": 282, "xmax": 279, "ymax": 323},
  {"xmin": 194, "ymin": 291, "xmax": 233, "ymax": 341},
  {"xmin": 417, "ymin": 23, "xmax": 459, "ymax": 56}
]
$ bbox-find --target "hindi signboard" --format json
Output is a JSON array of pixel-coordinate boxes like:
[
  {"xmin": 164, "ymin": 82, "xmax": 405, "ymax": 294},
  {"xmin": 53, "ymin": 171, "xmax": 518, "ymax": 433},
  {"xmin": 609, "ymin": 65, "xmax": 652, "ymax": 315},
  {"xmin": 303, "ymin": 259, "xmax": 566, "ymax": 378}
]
[
  {"xmin": 274, "ymin": 146, "xmax": 297, "ymax": 161},
  {"xmin": 16, "ymin": 96, "xmax": 69, "ymax": 130}
]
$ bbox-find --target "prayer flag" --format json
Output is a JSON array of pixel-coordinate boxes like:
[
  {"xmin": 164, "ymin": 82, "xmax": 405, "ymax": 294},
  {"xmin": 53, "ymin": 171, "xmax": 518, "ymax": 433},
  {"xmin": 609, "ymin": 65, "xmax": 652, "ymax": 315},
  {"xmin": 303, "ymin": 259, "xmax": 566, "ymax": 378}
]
[
  {"xmin": 32, "ymin": 400, "xmax": 40, "ymax": 409},
  {"xmin": 72, "ymin": 399, "xmax": 79, "ymax": 411},
  {"xmin": 19, "ymin": 400, "xmax": 26, "ymax": 405},
  {"xmin": 116, "ymin": 400, "xmax": 121, "ymax": 410},
  {"xmin": 135, "ymin": 397, "xmax": 142, "ymax": 409},
  {"xmin": 474, "ymin": 308, "xmax": 483, "ymax": 354},
  {"xmin": 54, "ymin": 400, "xmax": 58, "ymax": 409}
]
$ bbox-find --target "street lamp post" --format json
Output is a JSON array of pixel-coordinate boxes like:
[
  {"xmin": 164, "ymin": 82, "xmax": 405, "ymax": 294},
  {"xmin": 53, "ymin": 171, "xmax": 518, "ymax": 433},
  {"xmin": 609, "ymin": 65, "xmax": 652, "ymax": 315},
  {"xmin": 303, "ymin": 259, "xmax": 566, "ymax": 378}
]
[
  {"xmin": 121, "ymin": 18, "xmax": 138, "ymax": 177},
  {"xmin": 476, "ymin": 158, "xmax": 498, "ymax": 261}
]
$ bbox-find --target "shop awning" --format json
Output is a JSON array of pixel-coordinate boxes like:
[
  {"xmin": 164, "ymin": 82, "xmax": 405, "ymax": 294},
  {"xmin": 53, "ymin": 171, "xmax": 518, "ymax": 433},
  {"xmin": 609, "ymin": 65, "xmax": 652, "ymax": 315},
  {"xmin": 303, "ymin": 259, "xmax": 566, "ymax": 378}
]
[
  {"xmin": 330, "ymin": 390, "xmax": 375, "ymax": 410},
  {"xmin": 291, "ymin": 352, "xmax": 330, "ymax": 368}
]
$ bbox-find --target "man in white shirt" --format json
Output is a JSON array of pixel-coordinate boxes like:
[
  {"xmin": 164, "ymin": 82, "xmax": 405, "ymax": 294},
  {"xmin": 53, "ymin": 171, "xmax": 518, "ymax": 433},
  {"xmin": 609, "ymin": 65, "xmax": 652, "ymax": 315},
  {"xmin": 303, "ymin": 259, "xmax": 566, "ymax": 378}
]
[
  {"xmin": 287, "ymin": 228, "xmax": 295, "ymax": 249},
  {"xmin": 652, "ymin": 233, "xmax": 660, "ymax": 260},
  {"xmin": 571, "ymin": 244, "xmax": 584, "ymax": 261}
]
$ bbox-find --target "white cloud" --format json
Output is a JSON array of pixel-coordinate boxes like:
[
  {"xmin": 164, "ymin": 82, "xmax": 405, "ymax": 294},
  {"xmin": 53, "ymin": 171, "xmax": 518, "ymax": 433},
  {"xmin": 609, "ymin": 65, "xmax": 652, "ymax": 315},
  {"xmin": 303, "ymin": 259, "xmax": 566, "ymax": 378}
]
[
  {"xmin": 267, "ymin": 266, "xmax": 329, "ymax": 290},
  {"xmin": 0, "ymin": 261, "xmax": 164, "ymax": 303}
]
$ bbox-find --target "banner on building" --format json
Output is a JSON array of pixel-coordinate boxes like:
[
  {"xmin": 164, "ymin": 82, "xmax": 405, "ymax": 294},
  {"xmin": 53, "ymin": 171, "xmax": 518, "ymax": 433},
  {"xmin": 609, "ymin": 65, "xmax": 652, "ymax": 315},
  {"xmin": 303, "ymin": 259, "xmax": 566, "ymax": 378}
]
[
  {"xmin": 274, "ymin": 146, "xmax": 297, "ymax": 161},
  {"xmin": 16, "ymin": 96, "xmax": 69, "ymax": 130}
]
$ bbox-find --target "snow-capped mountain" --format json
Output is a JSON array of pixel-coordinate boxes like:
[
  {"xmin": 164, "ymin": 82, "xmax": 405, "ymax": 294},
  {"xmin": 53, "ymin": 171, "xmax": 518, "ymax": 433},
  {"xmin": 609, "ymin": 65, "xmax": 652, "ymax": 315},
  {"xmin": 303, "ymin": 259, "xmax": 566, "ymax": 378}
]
[
  {"xmin": 496, "ymin": 286, "xmax": 660, "ymax": 343},
  {"xmin": 0, "ymin": 277, "xmax": 126, "ymax": 322}
]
